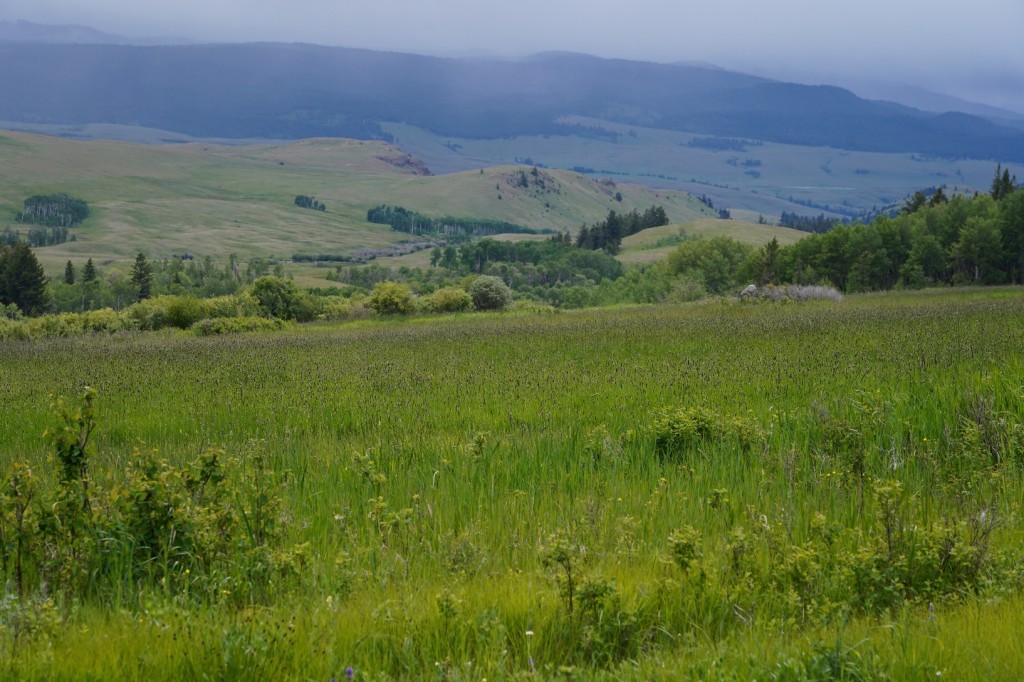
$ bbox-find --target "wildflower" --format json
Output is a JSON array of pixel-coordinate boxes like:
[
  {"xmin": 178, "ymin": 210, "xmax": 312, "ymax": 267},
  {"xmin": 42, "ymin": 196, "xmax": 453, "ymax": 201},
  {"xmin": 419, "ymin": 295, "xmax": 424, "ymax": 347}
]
[
  {"xmin": 346, "ymin": 667, "xmax": 354, "ymax": 680},
  {"xmin": 525, "ymin": 630, "xmax": 534, "ymax": 637}
]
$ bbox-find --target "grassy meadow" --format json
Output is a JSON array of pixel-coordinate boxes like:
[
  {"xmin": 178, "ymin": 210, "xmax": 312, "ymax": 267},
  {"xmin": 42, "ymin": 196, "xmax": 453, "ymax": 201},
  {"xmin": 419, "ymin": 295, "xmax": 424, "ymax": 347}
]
[
  {"xmin": 0, "ymin": 130, "xmax": 712, "ymax": 276},
  {"xmin": 2, "ymin": 288, "xmax": 1024, "ymax": 679}
]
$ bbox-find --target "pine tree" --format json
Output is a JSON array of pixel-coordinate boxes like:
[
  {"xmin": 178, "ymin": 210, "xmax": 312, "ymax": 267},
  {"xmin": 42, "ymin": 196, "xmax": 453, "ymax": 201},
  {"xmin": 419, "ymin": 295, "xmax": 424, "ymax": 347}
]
[
  {"xmin": 0, "ymin": 242, "xmax": 51, "ymax": 316},
  {"xmin": 82, "ymin": 258, "xmax": 97, "ymax": 283},
  {"xmin": 64, "ymin": 260, "xmax": 76, "ymax": 285},
  {"xmin": 992, "ymin": 164, "xmax": 1017, "ymax": 201},
  {"xmin": 131, "ymin": 252, "xmax": 154, "ymax": 300}
]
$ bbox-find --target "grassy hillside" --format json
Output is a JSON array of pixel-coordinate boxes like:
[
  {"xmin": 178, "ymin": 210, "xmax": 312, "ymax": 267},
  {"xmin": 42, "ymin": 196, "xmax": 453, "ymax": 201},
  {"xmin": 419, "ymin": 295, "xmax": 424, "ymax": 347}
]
[
  {"xmin": 618, "ymin": 219, "xmax": 806, "ymax": 263},
  {"xmin": 0, "ymin": 131, "xmax": 714, "ymax": 274},
  {"xmin": 385, "ymin": 118, "xmax": 1008, "ymax": 216}
]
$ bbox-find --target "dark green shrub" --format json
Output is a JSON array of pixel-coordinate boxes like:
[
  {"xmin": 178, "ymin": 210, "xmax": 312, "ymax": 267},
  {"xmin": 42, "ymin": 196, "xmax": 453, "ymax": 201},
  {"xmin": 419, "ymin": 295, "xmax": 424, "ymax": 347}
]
[{"xmin": 250, "ymin": 276, "xmax": 321, "ymax": 321}]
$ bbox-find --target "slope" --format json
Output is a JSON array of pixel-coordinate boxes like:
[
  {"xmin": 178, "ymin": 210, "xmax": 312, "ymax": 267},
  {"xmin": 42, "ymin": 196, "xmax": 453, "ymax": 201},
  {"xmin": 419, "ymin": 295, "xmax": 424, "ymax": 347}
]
[{"xmin": 0, "ymin": 131, "xmax": 714, "ymax": 272}]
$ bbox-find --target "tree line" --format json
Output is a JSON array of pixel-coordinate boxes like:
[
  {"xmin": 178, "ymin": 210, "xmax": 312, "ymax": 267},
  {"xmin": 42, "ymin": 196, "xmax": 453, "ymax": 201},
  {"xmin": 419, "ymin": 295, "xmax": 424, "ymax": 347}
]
[
  {"xmin": 778, "ymin": 212, "xmax": 837, "ymax": 233},
  {"xmin": 766, "ymin": 172, "xmax": 1023, "ymax": 291},
  {"xmin": 670, "ymin": 167, "xmax": 1023, "ymax": 294},
  {"xmin": 16, "ymin": 193, "xmax": 90, "ymax": 227},
  {"xmin": 2, "ymin": 225, "xmax": 72, "ymax": 248},
  {"xmin": 574, "ymin": 206, "xmax": 669, "ymax": 254},
  {"xmin": 294, "ymin": 195, "xmax": 326, "ymax": 211},
  {"xmin": 366, "ymin": 205, "xmax": 542, "ymax": 240}
]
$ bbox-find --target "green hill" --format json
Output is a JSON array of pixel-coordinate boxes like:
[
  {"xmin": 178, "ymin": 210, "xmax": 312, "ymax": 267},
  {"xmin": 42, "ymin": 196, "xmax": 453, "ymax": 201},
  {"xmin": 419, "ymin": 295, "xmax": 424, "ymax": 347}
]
[
  {"xmin": 618, "ymin": 219, "xmax": 807, "ymax": 263},
  {"xmin": 0, "ymin": 131, "xmax": 715, "ymax": 274}
]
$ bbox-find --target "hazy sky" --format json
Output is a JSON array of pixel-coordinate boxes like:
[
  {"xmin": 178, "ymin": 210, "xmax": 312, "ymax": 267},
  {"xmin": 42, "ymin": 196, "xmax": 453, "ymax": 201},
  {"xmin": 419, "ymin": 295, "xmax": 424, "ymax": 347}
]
[{"xmin": 6, "ymin": 0, "xmax": 1024, "ymax": 112}]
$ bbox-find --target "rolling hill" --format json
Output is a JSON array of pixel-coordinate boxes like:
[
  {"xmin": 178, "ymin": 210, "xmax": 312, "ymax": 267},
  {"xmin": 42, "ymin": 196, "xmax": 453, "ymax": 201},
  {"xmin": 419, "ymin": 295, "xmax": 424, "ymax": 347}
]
[{"xmin": 0, "ymin": 130, "xmax": 715, "ymax": 274}]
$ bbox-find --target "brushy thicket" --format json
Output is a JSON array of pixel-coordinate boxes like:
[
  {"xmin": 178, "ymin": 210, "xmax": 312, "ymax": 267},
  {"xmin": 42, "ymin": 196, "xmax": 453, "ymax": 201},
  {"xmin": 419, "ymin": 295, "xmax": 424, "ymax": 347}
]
[
  {"xmin": 0, "ymin": 293, "xmax": 276, "ymax": 340},
  {"xmin": 0, "ymin": 390, "xmax": 308, "ymax": 618}
]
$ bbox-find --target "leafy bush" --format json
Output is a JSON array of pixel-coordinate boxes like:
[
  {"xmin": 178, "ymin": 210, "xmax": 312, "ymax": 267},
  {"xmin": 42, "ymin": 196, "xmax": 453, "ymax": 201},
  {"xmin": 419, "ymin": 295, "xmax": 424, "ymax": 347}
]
[
  {"xmin": 249, "ymin": 276, "xmax": 322, "ymax": 321},
  {"xmin": 468, "ymin": 275, "xmax": 513, "ymax": 311},
  {"xmin": 367, "ymin": 281, "xmax": 416, "ymax": 315},
  {"xmin": 0, "ymin": 389, "xmax": 305, "ymax": 604},
  {"xmin": 319, "ymin": 297, "xmax": 357, "ymax": 321},
  {"xmin": 192, "ymin": 317, "xmax": 286, "ymax": 335},
  {"xmin": 425, "ymin": 286, "xmax": 472, "ymax": 313},
  {"xmin": 651, "ymin": 406, "xmax": 763, "ymax": 457}
]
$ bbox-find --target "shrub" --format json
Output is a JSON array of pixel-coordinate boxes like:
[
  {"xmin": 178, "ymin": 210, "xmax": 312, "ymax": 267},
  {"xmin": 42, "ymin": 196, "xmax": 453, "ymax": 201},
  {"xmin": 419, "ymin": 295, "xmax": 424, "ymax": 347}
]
[
  {"xmin": 192, "ymin": 317, "xmax": 286, "ymax": 335},
  {"xmin": 249, "ymin": 276, "xmax": 322, "ymax": 321},
  {"xmin": 468, "ymin": 275, "xmax": 513, "ymax": 311},
  {"xmin": 202, "ymin": 293, "xmax": 262, "ymax": 319},
  {"xmin": 0, "ymin": 389, "xmax": 307, "ymax": 604},
  {"xmin": 742, "ymin": 284, "xmax": 844, "ymax": 302},
  {"xmin": 367, "ymin": 281, "xmax": 416, "ymax": 315},
  {"xmin": 650, "ymin": 406, "xmax": 763, "ymax": 458},
  {"xmin": 426, "ymin": 286, "xmax": 473, "ymax": 313},
  {"xmin": 320, "ymin": 297, "xmax": 356, "ymax": 321},
  {"xmin": 164, "ymin": 296, "xmax": 205, "ymax": 329}
]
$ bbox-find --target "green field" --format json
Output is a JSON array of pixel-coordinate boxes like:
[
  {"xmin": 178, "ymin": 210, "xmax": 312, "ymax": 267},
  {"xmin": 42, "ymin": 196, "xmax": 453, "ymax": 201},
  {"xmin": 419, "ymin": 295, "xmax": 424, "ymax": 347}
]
[
  {"xmin": 3, "ymin": 288, "xmax": 1024, "ymax": 679},
  {"xmin": 0, "ymin": 130, "xmax": 714, "ymax": 277}
]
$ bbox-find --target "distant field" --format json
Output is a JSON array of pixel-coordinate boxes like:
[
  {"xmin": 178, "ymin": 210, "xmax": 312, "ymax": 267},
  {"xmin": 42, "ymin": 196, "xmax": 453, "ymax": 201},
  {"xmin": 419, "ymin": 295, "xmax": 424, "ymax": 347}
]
[
  {"xmin": 0, "ymin": 131, "xmax": 714, "ymax": 275},
  {"xmin": 384, "ymin": 118, "xmax": 1001, "ymax": 217}
]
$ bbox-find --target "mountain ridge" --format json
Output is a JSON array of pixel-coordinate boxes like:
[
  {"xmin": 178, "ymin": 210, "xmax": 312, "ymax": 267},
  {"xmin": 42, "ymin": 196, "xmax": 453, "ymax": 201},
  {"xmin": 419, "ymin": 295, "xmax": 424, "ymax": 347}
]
[{"xmin": 1, "ymin": 40, "xmax": 1023, "ymax": 163}]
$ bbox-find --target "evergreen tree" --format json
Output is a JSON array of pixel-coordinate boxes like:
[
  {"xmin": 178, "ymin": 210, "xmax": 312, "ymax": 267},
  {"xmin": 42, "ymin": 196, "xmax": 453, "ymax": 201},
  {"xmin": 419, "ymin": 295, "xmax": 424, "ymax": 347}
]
[
  {"xmin": 929, "ymin": 186, "xmax": 949, "ymax": 206},
  {"xmin": 991, "ymin": 164, "xmax": 1017, "ymax": 201},
  {"xmin": 575, "ymin": 225, "xmax": 591, "ymax": 249},
  {"xmin": 131, "ymin": 252, "xmax": 154, "ymax": 300},
  {"xmin": 82, "ymin": 258, "xmax": 97, "ymax": 283},
  {"xmin": 64, "ymin": 260, "xmax": 76, "ymax": 285},
  {"xmin": 0, "ymin": 241, "xmax": 51, "ymax": 316},
  {"xmin": 902, "ymin": 191, "xmax": 928, "ymax": 215}
]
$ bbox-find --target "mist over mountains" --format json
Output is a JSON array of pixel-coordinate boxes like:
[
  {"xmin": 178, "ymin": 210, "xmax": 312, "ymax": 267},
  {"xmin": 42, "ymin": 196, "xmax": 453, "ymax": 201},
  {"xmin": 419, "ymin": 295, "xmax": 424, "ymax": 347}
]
[{"xmin": 2, "ymin": 29, "xmax": 1024, "ymax": 164}]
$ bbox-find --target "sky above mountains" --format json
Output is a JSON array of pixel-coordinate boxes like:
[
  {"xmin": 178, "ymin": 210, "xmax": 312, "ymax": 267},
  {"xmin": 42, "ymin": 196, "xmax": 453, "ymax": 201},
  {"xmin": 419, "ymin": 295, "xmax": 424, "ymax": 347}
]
[{"xmin": 5, "ymin": 0, "xmax": 1024, "ymax": 113}]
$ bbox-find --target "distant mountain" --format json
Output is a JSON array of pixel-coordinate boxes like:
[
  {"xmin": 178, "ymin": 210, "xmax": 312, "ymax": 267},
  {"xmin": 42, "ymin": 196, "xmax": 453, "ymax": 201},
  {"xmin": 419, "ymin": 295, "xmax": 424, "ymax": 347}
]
[
  {"xmin": 1, "ymin": 41, "xmax": 1024, "ymax": 162},
  {"xmin": 0, "ymin": 20, "xmax": 189, "ymax": 46},
  {"xmin": 826, "ymin": 79, "xmax": 1024, "ymax": 126}
]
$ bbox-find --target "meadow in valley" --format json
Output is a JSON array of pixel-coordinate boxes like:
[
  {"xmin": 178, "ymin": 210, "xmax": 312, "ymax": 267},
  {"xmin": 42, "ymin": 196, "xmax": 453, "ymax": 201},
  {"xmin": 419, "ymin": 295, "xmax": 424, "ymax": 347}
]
[{"xmin": 2, "ymin": 288, "xmax": 1024, "ymax": 680}]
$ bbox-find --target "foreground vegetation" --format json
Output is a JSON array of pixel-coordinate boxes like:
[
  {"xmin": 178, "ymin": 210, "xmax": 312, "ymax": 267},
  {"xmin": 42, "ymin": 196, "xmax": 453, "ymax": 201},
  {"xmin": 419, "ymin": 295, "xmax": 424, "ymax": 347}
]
[{"xmin": 2, "ymin": 288, "xmax": 1024, "ymax": 679}]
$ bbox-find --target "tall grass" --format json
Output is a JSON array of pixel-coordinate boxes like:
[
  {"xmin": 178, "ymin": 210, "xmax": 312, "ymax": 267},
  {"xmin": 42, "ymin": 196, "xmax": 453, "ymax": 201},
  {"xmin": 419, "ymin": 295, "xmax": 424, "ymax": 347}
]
[{"xmin": 1, "ymin": 288, "xmax": 1023, "ymax": 679}]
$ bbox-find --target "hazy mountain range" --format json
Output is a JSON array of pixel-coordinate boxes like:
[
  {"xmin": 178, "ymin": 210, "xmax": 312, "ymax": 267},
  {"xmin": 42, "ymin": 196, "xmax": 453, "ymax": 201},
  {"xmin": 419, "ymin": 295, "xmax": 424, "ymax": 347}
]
[
  {"xmin": 2, "ymin": 40, "xmax": 1023, "ymax": 166},
  {"xmin": 0, "ymin": 19, "xmax": 189, "ymax": 46}
]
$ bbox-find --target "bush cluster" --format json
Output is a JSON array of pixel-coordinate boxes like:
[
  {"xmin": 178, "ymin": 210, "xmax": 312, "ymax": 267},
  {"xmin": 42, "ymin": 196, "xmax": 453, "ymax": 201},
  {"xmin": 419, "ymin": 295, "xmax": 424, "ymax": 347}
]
[
  {"xmin": 0, "ymin": 389, "xmax": 307, "ymax": 607},
  {"xmin": 650, "ymin": 405, "xmax": 764, "ymax": 458}
]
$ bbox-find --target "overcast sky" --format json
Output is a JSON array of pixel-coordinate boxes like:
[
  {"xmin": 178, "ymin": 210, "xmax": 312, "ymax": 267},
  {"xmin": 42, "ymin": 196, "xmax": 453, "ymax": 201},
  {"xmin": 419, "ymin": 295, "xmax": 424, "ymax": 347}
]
[{"xmin": 6, "ymin": 0, "xmax": 1024, "ymax": 112}]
